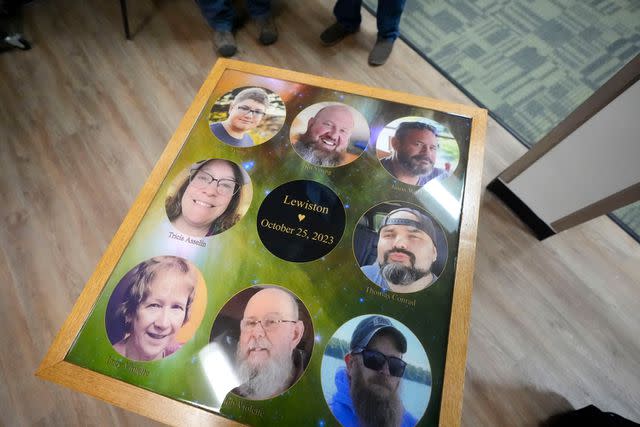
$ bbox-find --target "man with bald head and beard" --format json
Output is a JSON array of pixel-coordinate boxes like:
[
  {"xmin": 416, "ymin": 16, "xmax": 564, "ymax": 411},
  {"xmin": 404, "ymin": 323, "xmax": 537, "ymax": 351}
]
[
  {"xmin": 380, "ymin": 122, "xmax": 449, "ymax": 186},
  {"xmin": 330, "ymin": 315, "xmax": 417, "ymax": 427},
  {"xmin": 361, "ymin": 208, "xmax": 439, "ymax": 293},
  {"xmin": 233, "ymin": 287, "xmax": 305, "ymax": 400},
  {"xmin": 294, "ymin": 104, "xmax": 355, "ymax": 167}
]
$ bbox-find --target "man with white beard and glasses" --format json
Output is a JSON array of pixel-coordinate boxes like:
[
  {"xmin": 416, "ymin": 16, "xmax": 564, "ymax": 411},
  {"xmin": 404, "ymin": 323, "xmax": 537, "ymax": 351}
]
[
  {"xmin": 232, "ymin": 287, "xmax": 305, "ymax": 400},
  {"xmin": 380, "ymin": 122, "xmax": 449, "ymax": 186},
  {"xmin": 361, "ymin": 208, "xmax": 439, "ymax": 293},
  {"xmin": 293, "ymin": 104, "xmax": 355, "ymax": 167},
  {"xmin": 330, "ymin": 315, "xmax": 417, "ymax": 427}
]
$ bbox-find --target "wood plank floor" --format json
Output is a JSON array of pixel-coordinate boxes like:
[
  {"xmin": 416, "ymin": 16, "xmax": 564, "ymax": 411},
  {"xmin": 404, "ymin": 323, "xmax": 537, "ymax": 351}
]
[{"xmin": 1, "ymin": 0, "xmax": 638, "ymax": 425}]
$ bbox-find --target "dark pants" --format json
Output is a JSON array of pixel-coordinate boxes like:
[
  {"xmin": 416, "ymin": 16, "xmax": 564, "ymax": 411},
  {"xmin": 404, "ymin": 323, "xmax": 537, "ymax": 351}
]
[
  {"xmin": 333, "ymin": 0, "xmax": 407, "ymax": 40},
  {"xmin": 194, "ymin": 0, "xmax": 271, "ymax": 31}
]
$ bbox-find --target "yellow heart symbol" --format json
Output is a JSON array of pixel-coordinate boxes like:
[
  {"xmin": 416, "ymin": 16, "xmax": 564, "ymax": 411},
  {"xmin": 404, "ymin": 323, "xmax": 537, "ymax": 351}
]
[{"xmin": 298, "ymin": 214, "xmax": 305, "ymax": 222}]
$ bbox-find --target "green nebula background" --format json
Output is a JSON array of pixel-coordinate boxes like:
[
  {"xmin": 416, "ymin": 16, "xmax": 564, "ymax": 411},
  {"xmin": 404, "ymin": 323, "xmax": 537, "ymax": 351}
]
[{"xmin": 66, "ymin": 69, "xmax": 473, "ymax": 426}]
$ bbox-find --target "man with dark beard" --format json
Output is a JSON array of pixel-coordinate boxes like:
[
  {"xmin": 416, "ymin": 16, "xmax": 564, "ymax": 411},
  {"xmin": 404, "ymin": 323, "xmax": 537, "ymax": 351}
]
[
  {"xmin": 232, "ymin": 287, "xmax": 305, "ymax": 400},
  {"xmin": 380, "ymin": 122, "xmax": 449, "ymax": 186},
  {"xmin": 293, "ymin": 104, "xmax": 355, "ymax": 167},
  {"xmin": 330, "ymin": 315, "xmax": 417, "ymax": 427},
  {"xmin": 361, "ymin": 208, "xmax": 439, "ymax": 293}
]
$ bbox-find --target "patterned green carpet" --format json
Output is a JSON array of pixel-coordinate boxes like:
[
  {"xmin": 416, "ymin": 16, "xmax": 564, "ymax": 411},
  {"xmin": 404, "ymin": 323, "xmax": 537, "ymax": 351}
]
[{"xmin": 363, "ymin": 0, "xmax": 640, "ymax": 238}]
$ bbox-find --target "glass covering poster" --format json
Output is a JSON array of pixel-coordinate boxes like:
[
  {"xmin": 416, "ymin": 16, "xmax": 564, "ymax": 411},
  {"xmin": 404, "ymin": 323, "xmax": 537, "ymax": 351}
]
[{"xmin": 40, "ymin": 60, "xmax": 486, "ymax": 427}]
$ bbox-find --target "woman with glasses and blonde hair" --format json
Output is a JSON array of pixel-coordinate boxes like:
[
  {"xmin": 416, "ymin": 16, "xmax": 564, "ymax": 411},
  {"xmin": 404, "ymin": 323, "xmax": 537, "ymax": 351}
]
[
  {"xmin": 165, "ymin": 159, "xmax": 248, "ymax": 237},
  {"xmin": 211, "ymin": 87, "xmax": 271, "ymax": 147}
]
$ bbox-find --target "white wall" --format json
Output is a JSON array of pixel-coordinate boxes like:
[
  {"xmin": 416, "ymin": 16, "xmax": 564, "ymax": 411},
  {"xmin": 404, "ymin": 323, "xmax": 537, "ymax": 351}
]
[{"xmin": 507, "ymin": 80, "xmax": 640, "ymax": 225}]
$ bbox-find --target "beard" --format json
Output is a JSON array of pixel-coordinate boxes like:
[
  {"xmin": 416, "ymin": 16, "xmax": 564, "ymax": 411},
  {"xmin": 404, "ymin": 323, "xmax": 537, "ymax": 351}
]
[
  {"xmin": 235, "ymin": 340, "xmax": 294, "ymax": 400},
  {"xmin": 398, "ymin": 152, "xmax": 434, "ymax": 176},
  {"xmin": 295, "ymin": 134, "xmax": 343, "ymax": 167},
  {"xmin": 380, "ymin": 249, "xmax": 430, "ymax": 286},
  {"xmin": 350, "ymin": 363, "xmax": 404, "ymax": 427}
]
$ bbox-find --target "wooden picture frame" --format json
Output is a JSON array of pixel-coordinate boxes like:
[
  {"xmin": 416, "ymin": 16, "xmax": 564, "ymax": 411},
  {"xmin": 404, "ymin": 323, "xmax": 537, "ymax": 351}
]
[{"xmin": 37, "ymin": 59, "xmax": 487, "ymax": 426}]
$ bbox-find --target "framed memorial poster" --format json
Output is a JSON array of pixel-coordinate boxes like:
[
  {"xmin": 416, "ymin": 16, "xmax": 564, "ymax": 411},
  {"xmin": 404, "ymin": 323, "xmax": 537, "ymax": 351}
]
[{"xmin": 37, "ymin": 59, "xmax": 487, "ymax": 426}]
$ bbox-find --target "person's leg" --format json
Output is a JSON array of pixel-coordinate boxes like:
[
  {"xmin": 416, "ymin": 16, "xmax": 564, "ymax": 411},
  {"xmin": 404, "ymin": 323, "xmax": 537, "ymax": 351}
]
[
  {"xmin": 194, "ymin": 0, "xmax": 237, "ymax": 57},
  {"xmin": 246, "ymin": 0, "xmax": 271, "ymax": 18},
  {"xmin": 333, "ymin": 0, "xmax": 363, "ymax": 31},
  {"xmin": 320, "ymin": 0, "xmax": 362, "ymax": 46},
  {"xmin": 376, "ymin": 0, "xmax": 406, "ymax": 40},
  {"xmin": 194, "ymin": 0, "xmax": 234, "ymax": 31},
  {"xmin": 368, "ymin": 0, "xmax": 406, "ymax": 65},
  {"xmin": 247, "ymin": 0, "xmax": 278, "ymax": 45}
]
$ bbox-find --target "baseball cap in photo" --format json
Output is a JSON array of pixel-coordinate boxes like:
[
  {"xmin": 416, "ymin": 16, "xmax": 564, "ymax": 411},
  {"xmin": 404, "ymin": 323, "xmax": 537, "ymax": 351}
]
[
  {"xmin": 379, "ymin": 207, "xmax": 436, "ymax": 243},
  {"xmin": 350, "ymin": 315, "xmax": 407, "ymax": 353}
]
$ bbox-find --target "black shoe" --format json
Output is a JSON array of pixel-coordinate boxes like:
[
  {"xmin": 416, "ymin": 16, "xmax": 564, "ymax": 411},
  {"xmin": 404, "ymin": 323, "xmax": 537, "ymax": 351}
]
[
  {"xmin": 255, "ymin": 15, "xmax": 278, "ymax": 45},
  {"xmin": 368, "ymin": 38, "xmax": 395, "ymax": 66},
  {"xmin": 320, "ymin": 22, "xmax": 358, "ymax": 46}
]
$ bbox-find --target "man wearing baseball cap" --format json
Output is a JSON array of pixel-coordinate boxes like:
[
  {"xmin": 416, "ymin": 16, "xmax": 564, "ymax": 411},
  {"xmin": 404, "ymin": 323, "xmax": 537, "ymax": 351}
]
[
  {"xmin": 329, "ymin": 315, "xmax": 417, "ymax": 427},
  {"xmin": 361, "ymin": 208, "xmax": 439, "ymax": 293}
]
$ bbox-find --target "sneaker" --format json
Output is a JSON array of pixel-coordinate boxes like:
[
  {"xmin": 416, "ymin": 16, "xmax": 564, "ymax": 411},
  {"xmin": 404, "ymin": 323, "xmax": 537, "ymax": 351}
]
[
  {"xmin": 368, "ymin": 38, "xmax": 395, "ymax": 66},
  {"xmin": 213, "ymin": 30, "xmax": 237, "ymax": 57},
  {"xmin": 255, "ymin": 15, "xmax": 278, "ymax": 45},
  {"xmin": 320, "ymin": 22, "xmax": 358, "ymax": 46}
]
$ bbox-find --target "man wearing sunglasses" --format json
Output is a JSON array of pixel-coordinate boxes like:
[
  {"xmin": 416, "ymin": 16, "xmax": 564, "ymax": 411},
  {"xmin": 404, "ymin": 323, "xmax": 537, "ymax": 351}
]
[
  {"xmin": 211, "ymin": 87, "xmax": 271, "ymax": 147},
  {"xmin": 330, "ymin": 315, "xmax": 417, "ymax": 427},
  {"xmin": 361, "ymin": 208, "xmax": 439, "ymax": 293},
  {"xmin": 232, "ymin": 287, "xmax": 306, "ymax": 400}
]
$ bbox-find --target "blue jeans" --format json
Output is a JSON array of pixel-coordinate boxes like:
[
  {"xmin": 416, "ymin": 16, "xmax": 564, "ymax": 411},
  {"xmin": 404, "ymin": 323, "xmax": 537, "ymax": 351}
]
[
  {"xmin": 195, "ymin": 0, "xmax": 271, "ymax": 31},
  {"xmin": 333, "ymin": 0, "xmax": 406, "ymax": 40}
]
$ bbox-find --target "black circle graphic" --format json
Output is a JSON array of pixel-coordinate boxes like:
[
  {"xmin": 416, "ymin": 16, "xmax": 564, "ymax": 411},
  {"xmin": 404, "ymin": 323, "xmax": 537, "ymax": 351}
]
[{"xmin": 257, "ymin": 180, "xmax": 345, "ymax": 262}]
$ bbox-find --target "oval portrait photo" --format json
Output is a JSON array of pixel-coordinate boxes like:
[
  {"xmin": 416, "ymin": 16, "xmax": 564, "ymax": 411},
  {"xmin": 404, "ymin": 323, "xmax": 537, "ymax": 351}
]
[
  {"xmin": 199, "ymin": 285, "xmax": 314, "ymax": 401},
  {"xmin": 375, "ymin": 117, "xmax": 460, "ymax": 187},
  {"xmin": 165, "ymin": 158, "xmax": 253, "ymax": 238},
  {"xmin": 289, "ymin": 102, "xmax": 370, "ymax": 168},
  {"xmin": 321, "ymin": 314, "xmax": 431, "ymax": 427},
  {"xmin": 105, "ymin": 256, "xmax": 207, "ymax": 362},
  {"xmin": 209, "ymin": 86, "xmax": 286, "ymax": 147},
  {"xmin": 354, "ymin": 202, "xmax": 448, "ymax": 293}
]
